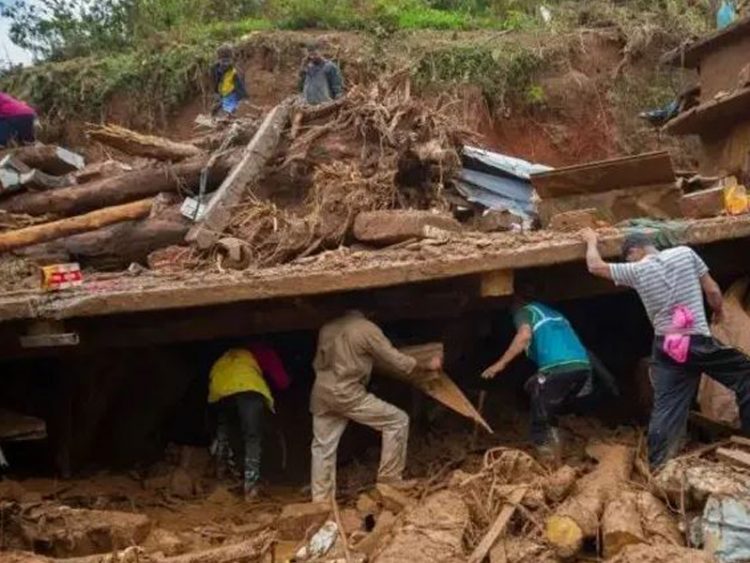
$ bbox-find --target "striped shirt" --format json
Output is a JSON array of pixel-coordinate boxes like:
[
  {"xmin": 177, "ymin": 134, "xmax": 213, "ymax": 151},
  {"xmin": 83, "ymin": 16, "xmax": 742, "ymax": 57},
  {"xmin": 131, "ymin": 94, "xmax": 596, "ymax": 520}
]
[{"xmin": 610, "ymin": 246, "xmax": 710, "ymax": 336}]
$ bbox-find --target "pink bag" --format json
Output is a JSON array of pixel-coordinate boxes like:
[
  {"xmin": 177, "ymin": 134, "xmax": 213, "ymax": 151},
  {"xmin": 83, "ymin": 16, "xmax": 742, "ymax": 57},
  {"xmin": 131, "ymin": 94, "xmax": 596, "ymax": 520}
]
[{"xmin": 663, "ymin": 305, "xmax": 694, "ymax": 363}]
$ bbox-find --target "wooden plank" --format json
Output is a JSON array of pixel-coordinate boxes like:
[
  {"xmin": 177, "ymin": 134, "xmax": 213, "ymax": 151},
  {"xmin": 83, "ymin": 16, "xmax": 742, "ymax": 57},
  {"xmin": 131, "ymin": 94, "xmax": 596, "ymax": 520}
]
[
  {"xmin": 468, "ymin": 487, "xmax": 527, "ymax": 563},
  {"xmin": 1, "ymin": 214, "xmax": 750, "ymax": 322},
  {"xmin": 0, "ymin": 198, "xmax": 153, "ymax": 252},
  {"xmin": 480, "ymin": 270, "xmax": 514, "ymax": 297},
  {"xmin": 538, "ymin": 182, "xmax": 683, "ymax": 227},
  {"xmin": 530, "ymin": 151, "xmax": 675, "ymax": 199},
  {"xmin": 717, "ymin": 447, "xmax": 750, "ymax": 469},
  {"xmin": 664, "ymin": 86, "xmax": 750, "ymax": 136},
  {"xmin": 187, "ymin": 98, "xmax": 294, "ymax": 249}
]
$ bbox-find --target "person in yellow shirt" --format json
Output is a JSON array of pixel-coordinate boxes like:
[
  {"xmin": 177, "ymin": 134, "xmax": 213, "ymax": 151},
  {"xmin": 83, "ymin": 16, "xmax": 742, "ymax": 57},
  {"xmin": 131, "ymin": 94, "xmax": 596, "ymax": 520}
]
[
  {"xmin": 209, "ymin": 343, "xmax": 290, "ymax": 500},
  {"xmin": 211, "ymin": 44, "xmax": 248, "ymax": 116}
]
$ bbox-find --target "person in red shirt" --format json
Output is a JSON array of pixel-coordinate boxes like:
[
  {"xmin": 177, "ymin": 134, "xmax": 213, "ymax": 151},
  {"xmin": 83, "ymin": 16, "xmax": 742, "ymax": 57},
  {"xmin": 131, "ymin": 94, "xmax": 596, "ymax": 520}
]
[{"xmin": 0, "ymin": 92, "xmax": 36, "ymax": 147}]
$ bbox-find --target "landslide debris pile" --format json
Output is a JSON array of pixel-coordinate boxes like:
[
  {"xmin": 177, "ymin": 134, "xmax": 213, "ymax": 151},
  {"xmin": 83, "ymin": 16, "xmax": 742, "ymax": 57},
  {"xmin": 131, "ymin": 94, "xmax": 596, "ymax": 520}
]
[
  {"xmin": 0, "ymin": 72, "xmax": 471, "ymax": 287},
  {"xmin": 4, "ymin": 438, "xmax": 739, "ymax": 563}
]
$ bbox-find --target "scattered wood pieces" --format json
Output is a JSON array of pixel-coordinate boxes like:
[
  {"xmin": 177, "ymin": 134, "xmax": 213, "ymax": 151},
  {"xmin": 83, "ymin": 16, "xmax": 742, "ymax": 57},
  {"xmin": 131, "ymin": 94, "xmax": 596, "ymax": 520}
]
[
  {"xmin": 88, "ymin": 124, "xmax": 202, "ymax": 162},
  {"xmin": 468, "ymin": 486, "xmax": 527, "ymax": 563}
]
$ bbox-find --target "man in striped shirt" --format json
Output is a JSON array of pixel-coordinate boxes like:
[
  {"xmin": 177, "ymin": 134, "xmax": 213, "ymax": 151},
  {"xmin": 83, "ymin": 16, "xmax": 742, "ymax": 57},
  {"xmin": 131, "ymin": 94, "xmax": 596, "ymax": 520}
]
[{"xmin": 582, "ymin": 229, "xmax": 750, "ymax": 468}]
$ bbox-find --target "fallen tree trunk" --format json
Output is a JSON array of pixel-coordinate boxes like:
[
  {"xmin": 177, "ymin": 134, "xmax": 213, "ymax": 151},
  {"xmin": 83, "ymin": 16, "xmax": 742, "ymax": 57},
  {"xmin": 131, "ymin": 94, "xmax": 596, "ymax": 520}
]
[
  {"xmin": 17, "ymin": 216, "xmax": 189, "ymax": 270},
  {"xmin": 0, "ymin": 199, "xmax": 153, "ymax": 252},
  {"xmin": 0, "ymin": 153, "xmax": 234, "ymax": 217},
  {"xmin": 5, "ymin": 145, "xmax": 84, "ymax": 175},
  {"xmin": 187, "ymin": 97, "xmax": 294, "ymax": 249},
  {"xmin": 545, "ymin": 443, "xmax": 634, "ymax": 558},
  {"xmin": 88, "ymin": 124, "xmax": 202, "ymax": 162},
  {"xmin": 602, "ymin": 491, "xmax": 645, "ymax": 558}
]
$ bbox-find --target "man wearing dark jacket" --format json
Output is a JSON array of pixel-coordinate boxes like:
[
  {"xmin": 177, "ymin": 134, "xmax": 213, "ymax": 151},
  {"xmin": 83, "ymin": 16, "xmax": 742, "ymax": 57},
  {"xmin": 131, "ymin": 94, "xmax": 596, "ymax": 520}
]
[{"xmin": 299, "ymin": 42, "xmax": 344, "ymax": 106}]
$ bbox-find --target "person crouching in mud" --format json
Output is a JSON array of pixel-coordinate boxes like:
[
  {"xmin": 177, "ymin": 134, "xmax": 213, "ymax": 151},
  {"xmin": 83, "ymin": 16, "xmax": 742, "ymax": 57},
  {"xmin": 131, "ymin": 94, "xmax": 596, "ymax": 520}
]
[{"xmin": 481, "ymin": 294, "xmax": 593, "ymax": 461}]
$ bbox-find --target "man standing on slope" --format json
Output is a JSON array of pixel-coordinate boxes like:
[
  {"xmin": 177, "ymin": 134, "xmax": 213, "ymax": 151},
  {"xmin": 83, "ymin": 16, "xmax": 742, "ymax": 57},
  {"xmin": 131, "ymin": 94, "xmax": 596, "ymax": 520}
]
[
  {"xmin": 481, "ymin": 294, "xmax": 593, "ymax": 460},
  {"xmin": 582, "ymin": 228, "xmax": 750, "ymax": 469},
  {"xmin": 299, "ymin": 41, "xmax": 344, "ymax": 106},
  {"xmin": 310, "ymin": 310, "xmax": 442, "ymax": 501}
]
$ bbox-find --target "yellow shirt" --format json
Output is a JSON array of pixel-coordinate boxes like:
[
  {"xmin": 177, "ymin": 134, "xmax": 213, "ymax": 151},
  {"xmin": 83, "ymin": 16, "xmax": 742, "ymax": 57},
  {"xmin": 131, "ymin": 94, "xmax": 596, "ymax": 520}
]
[
  {"xmin": 219, "ymin": 67, "xmax": 238, "ymax": 97},
  {"xmin": 208, "ymin": 348, "xmax": 274, "ymax": 409}
]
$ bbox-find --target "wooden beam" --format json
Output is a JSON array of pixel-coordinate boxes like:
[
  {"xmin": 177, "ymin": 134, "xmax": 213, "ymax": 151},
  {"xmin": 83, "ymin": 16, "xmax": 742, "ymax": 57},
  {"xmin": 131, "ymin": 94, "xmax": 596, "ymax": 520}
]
[
  {"xmin": 1, "ymin": 215, "xmax": 750, "ymax": 322},
  {"xmin": 0, "ymin": 198, "xmax": 153, "ymax": 252},
  {"xmin": 187, "ymin": 98, "xmax": 294, "ymax": 249},
  {"xmin": 480, "ymin": 269, "xmax": 514, "ymax": 297},
  {"xmin": 531, "ymin": 151, "xmax": 675, "ymax": 199},
  {"xmin": 468, "ymin": 487, "xmax": 527, "ymax": 563},
  {"xmin": 717, "ymin": 447, "xmax": 750, "ymax": 469}
]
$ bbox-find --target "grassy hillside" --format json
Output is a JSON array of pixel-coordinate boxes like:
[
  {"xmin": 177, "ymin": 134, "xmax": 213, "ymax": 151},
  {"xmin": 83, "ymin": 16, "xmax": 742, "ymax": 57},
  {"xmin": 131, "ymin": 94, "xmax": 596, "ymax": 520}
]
[{"xmin": 0, "ymin": 0, "xmax": 711, "ymax": 158}]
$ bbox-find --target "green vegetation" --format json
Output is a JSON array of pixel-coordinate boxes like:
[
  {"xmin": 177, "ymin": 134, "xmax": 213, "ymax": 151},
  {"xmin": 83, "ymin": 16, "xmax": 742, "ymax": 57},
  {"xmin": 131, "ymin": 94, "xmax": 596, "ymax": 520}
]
[
  {"xmin": 0, "ymin": 0, "xmax": 716, "ymax": 130},
  {"xmin": 415, "ymin": 43, "xmax": 548, "ymax": 110}
]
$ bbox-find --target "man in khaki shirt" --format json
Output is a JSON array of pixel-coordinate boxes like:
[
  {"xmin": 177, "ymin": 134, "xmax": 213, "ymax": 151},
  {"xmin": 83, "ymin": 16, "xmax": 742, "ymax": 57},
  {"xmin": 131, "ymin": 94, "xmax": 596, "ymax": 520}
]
[{"xmin": 310, "ymin": 310, "xmax": 442, "ymax": 501}]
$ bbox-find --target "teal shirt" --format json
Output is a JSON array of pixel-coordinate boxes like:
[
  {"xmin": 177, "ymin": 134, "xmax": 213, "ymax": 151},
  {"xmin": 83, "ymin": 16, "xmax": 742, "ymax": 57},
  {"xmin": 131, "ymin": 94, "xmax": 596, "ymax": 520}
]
[{"xmin": 514, "ymin": 303, "xmax": 590, "ymax": 375}]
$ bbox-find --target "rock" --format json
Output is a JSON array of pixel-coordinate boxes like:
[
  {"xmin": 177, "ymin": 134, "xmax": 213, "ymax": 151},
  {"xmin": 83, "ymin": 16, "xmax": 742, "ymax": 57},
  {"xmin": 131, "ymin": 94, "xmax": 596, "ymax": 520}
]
[
  {"xmin": 352, "ymin": 210, "xmax": 461, "ymax": 246},
  {"xmin": 680, "ymin": 186, "xmax": 724, "ymax": 219},
  {"xmin": 473, "ymin": 209, "xmax": 522, "ymax": 233},
  {"xmin": 275, "ymin": 501, "xmax": 330, "ymax": 541},
  {"xmin": 374, "ymin": 490, "xmax": 469, "ymax": 563},
  {"xmin": 375, "ymin": 483, "xmax": 415, "ymax": 513},
  {"xmin": 143, "ymin": 527, "xmax": 186, "ymax": 556},
  {"xmin": 655, "ymin": 457, "xmax": 750, "ymax": 508},
  {"xmin": 169, "ymin": 467, "xmax": 195, "ymax": 498},
  {"xmin": 548, "ymin": 208, "xmax": 605, "ymax": 232},
  {"xmin": 356, "ymin": 492, "xmax": 379, "ymax": 516}
]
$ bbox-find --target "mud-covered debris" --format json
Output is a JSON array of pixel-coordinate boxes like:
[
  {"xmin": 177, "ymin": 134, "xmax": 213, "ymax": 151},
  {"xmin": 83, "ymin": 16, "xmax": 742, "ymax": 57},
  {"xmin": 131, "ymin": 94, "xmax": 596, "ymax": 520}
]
[
  {"xmin": 275, "ymin": 501, "xmax": 330, "ymax": 541},
  {"xmin": 355, "ymin": 492, "xmax": 379, "ymax": 516},
  {"xmin": 374, "ymin": 490, "xmax": 469, "ymax": 563},
  {"xmin": 375, "ymin": 483, "xmax": 415, "ymax": 513},
  {"xmin": 1, "ymin": 502, "xmax": 151, "ymax": 557}
]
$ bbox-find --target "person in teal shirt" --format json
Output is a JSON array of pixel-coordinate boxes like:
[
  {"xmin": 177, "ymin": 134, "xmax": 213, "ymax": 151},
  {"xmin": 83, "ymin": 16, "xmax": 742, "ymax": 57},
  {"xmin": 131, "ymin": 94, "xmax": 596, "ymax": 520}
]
[{"xmin": 482, "ymin": 296, "xmax": 591, "ymax": 455}]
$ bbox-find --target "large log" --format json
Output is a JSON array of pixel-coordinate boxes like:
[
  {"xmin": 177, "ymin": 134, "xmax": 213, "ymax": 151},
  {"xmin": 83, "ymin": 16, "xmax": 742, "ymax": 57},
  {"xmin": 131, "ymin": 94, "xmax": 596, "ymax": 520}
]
[
  {"xmin": 0, "ymin": 154, "xmax": 233, "ymax": 217},
  {"xmin": 0, "ymin": 199, "xmax": 153, "ymax": 252},
  {"xmin": 187, "ymin": 97, "xmax": 294, "ymax": 249},
  {"xmin": 88, "ymin": 124, "xmax": 202, "ymax": 162},
  {"xmin": 545, "ymin": 443, "xmax": 634, "ymax": 558},
  {"xmin": 16, "ymin": 217, "xmax": 189, "ymax": 270},
  {"xmin": 601, "ymin": 491, "xmax": 645, "ymax": 558},
  {"xmin": 5, "ymin": 145, "xmax": 84, "ymax": 175}
]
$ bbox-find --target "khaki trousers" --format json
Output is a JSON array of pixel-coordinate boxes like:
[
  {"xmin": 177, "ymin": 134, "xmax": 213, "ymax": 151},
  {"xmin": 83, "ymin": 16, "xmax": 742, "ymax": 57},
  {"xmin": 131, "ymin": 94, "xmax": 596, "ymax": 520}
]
[{"xmin": 311, "ymin": 393, "xmax": 409, "ymax": 501}]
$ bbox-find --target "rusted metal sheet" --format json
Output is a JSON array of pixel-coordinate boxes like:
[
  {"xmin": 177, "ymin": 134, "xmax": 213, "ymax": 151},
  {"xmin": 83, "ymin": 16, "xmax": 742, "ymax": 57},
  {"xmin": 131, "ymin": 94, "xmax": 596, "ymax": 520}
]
[{"xmin": 530, "ymin": 151, "xmax": 675, "ymax": 199}]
